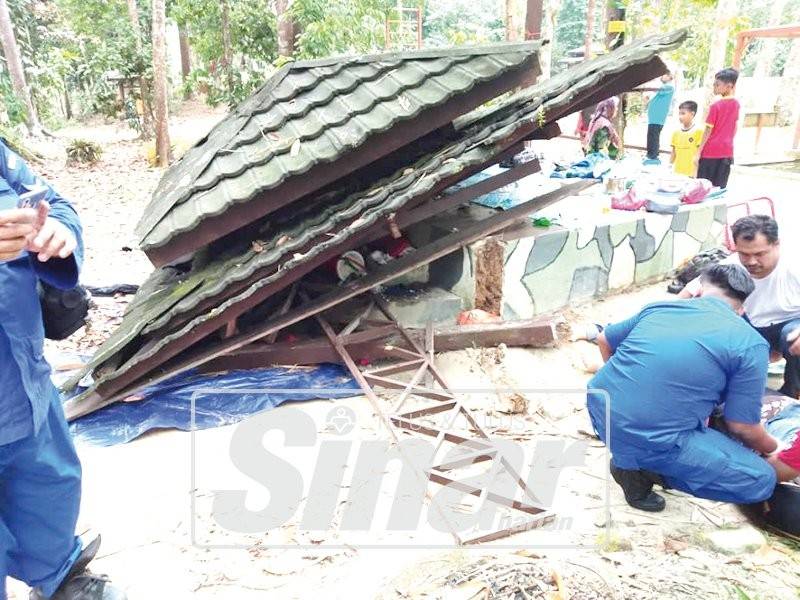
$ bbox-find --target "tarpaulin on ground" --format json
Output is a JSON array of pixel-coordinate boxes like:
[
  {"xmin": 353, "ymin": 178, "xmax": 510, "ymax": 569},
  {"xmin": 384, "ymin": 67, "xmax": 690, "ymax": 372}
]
[{"xmin": 65, "ymin": 364, "xmax": 359, "ymax": 447}]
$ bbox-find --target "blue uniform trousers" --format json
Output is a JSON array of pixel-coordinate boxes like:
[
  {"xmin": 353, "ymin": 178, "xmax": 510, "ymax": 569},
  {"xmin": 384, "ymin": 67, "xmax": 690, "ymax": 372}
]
[
  {"xmin": 610, "ymin": 427, "xmax": 776, "ymax": 504},
  {"xmin": 0, "ymin": 393, "xmax": 82, "ymax": 599}
]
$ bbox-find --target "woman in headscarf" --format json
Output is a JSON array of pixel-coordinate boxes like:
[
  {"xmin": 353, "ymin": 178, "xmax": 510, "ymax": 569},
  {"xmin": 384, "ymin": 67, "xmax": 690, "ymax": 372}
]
[{"xmin": 583, "ymin": 97, "xmax": 623, "ymax": 159}]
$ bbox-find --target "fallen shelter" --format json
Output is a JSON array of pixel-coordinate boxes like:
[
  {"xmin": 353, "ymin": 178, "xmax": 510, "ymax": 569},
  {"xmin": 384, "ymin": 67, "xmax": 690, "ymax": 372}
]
[{"xmin": 64, "ymin": 29, "xmax": 686, "ymax": 422}]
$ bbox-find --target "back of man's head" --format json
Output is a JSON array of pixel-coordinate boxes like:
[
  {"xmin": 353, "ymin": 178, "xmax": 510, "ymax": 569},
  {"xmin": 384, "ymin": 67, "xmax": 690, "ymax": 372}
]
[
  {"xmin": 731, "ymin": 214, "xmax": 779, "ymax": 244},
  {"xmin": 699, "ymin": 263, "xmax": 754, "ymax": 304}
]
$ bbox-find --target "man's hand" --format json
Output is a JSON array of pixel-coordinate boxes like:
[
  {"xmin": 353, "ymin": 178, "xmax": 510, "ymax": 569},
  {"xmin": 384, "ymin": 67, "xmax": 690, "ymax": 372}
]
[
  {"xmin": 787, "ymin": 327, "xmax": 800, "ymax": 357},
  {"xmin": 27, "ymin": 201, "xmax": 76, "ymax": 262},
  {"xmin": 0, "ymin": 207, "xmax": 40, "ymax": 262}
]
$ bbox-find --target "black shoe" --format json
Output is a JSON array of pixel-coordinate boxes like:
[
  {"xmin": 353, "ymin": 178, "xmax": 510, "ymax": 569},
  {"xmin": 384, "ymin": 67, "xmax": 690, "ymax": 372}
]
[
  {"xmin": 30, "ymin": 536, "xmax": 127, "ymax": 600},
  {"xmin": 610, "ymin": 464, "xmax": 667, "ymax": 512}
]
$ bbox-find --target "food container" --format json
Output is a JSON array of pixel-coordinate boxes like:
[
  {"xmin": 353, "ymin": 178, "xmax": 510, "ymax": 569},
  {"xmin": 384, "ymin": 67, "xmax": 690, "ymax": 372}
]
[{"xmin": 605, "ymin": 176, "xmax": 626, "ymax": 194}]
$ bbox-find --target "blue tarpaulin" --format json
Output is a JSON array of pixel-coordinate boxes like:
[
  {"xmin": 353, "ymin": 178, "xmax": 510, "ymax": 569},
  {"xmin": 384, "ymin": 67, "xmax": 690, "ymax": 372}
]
[{"xmin": 65, "ymin": 364, "xmax": 358, "ymax": 447}]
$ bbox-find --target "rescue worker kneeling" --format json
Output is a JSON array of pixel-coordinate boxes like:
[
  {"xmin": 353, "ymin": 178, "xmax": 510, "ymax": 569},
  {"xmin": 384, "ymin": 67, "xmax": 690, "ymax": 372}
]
[{"xmin": 587, "ymin": 263, "xmax": 778, "ymax": 512}]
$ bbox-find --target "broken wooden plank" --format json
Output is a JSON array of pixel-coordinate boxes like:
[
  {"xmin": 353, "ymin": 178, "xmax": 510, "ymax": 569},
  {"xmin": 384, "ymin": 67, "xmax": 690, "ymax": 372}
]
[{"xmin": 199, "ymin": 317, "xmax": 559, "ymax": 372}]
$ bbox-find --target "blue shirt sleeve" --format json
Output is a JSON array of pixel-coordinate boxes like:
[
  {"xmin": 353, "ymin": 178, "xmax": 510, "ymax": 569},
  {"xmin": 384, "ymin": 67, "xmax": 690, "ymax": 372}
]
[
  {"xmin": 721, "ymin": 342, "xmax": 769, "ymax": 424},
  {"xmin": 654, "ymin": 83, "xmax": 673, "ymax": 98},
  {"xmin": 603, "ymin": 311, "xmax": 641, "ymax": 352},
  {"xmin": 0, "ymin": 140, "xmax": 83, "ymax": 289}
]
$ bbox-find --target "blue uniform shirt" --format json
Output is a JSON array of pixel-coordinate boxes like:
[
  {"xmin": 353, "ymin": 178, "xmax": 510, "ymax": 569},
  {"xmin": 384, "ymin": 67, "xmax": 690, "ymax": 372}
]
[
  {"xmin": 587, "ymin": 297, "xmax": 769, "ymax": 459},
  {"xmin": 0, "ymin": 140, "xmax": 83, "ymax": 445},
  {"xmin": 647, "ymin": 83, "xmax": 675, "ymax": 126}
]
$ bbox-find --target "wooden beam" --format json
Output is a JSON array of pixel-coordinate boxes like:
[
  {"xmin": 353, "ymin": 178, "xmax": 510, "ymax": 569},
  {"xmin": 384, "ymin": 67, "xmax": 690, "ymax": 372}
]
[{"xmin": 198, "ymin": 317, "xmax": 558, "ymax": 373}]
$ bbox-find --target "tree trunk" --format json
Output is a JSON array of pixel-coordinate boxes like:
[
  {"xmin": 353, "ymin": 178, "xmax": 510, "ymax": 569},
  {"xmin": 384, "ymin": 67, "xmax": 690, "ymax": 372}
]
[
  {"xmin": 126, "ymin": 0, "xmax": 154, "ymax": 139},
  {"xmin": 151, "ymin": 0, "xmax": 171, "ymax": 167},
  {"xmin": 537, "ymin": 0, "xmax": 559, "ymax": 80},
  {"xmin": 524, "ymin": 0, "xmax": 542, "ymax": 39},
  {"xmin": 126, "ymin": 0, "xmax": 142, "ymax": 38},
  {"xmin": 505, "ymin": 0, "xmax": 518, "ymax": 41},
  {"xmin": 0, "ymin": 0, "xmax": 39, "ymax": 133},
  {"xmin": 585, "ymin": 0, "xmax": 595, "ymax": 60},
  {"xmin": 703, "ymin": 0, "xmax": 736, "ymax": 92},
  {"xmin": 178, "ymin": 26, "xmax": 192, "ymax": 80},
  {"xmin": 276, "ymin": 0, "xmax": 295, "ymax": 57},
  {"xmin": 221, "ymin": 0, "xmax": 234, "ymax": 98},
  {"xmin": 753, "ymin": 0, "xmax": 787, "ymax": 78},
  {"xmin": 178, "ymin": 26, "xmax": 193, "ymax": 99},
  {"xmin": 605, "ymin": 0, "xmax": 626, "ymax": 143},
  {"xmin": 63, "ymin": 84, "xmax": 72, "ymax": 121}
]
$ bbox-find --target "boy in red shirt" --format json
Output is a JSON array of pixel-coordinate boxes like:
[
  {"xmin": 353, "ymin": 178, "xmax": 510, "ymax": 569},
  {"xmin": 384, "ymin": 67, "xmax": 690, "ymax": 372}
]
[
  {"xmin": 769, "ymin": 431, "xmax": 800, "ymax": 481},
  {"xmin": 696, "ymin": 68, "xmax": 740, "ymax": 188}
]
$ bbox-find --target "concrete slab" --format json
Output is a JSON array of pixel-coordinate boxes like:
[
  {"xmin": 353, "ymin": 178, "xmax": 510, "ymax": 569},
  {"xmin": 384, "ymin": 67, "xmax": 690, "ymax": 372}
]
[{"xmin": 374, "ymin": 286, "xmax": 464, "ymax": 327}]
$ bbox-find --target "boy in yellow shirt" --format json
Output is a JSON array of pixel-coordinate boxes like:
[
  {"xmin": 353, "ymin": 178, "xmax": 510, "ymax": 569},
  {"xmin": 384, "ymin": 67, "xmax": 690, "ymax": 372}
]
[{"xmin": 671, "ymin": 101, "xmax": 704, "ymax": 177}]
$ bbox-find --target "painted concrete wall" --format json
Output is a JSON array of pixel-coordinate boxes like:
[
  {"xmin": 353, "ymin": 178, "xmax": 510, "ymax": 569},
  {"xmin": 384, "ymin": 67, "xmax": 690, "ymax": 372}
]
[{"xmin": 420, "ymin": 202, "xmax": 728, "ymax": 318}]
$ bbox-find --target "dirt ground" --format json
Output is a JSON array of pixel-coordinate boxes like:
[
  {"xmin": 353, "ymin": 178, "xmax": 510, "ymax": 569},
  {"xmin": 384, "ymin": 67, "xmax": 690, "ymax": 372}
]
[{"xmin": 7, "ymin": 104, "xmax": 800, "ymax": 599}]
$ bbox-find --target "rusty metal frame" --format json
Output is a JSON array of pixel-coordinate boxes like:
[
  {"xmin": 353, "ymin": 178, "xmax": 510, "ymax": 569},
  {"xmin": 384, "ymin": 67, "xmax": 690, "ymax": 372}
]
[{"xmin": 310, "ymin": 290, "xmax": 555, "ymax": 545}]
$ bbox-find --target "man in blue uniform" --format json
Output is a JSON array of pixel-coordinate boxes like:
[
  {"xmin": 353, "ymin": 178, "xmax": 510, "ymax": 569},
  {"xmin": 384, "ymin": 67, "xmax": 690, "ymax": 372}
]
[
  {"xmin": 587, "ymin": 264, "xmax": 778, "ymax": 511},
  {"xmin": 0, "ymin": 140, "xmax": 124, "ymax": 599}
]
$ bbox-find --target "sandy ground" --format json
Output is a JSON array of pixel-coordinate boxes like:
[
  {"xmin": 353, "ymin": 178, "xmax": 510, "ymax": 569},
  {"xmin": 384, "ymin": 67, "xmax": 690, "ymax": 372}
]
[{"xmin": 6, "ymin": 104, "xmax": 800, "ymax": 599}]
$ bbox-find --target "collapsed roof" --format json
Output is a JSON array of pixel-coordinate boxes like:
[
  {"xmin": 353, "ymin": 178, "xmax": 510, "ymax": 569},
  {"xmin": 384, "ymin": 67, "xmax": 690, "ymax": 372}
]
[
  {"xmin": 65, "ymin": 30, "xmax": 686, "ymax": 420},
  {"xmin": 138, "ymin": 44, "xmax": 544, "ymax": 266}
]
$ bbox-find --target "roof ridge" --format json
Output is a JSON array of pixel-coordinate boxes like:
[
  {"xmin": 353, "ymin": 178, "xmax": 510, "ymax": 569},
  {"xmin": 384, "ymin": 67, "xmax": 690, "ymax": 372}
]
[{"xmin": 287, "ymin": 40, "xmax": 543, "ymax": 70}]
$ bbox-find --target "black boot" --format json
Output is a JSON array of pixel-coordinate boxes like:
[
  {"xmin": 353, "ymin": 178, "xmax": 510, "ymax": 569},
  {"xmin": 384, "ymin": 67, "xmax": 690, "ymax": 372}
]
[
  {"xmin": 30, "ymin": 536, "xmax": 127, "ymax": 600},
  {"xmin": 610, "ymin": 464, "xmax": 666, "ymax": 512}
]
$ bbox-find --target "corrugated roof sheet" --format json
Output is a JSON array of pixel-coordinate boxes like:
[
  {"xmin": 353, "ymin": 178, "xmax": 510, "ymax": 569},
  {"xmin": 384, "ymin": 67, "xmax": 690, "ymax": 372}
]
[
  {"xmin": 137, "ymin": 43, "xmax": 543, "ymax": 254},
  {"xmin": 67, "ymin": 30, "xmax": 686, "ymax": 410}
]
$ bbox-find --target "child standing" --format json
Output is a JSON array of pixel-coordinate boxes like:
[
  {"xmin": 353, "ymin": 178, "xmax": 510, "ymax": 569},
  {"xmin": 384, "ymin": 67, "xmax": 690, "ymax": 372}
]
[
  {"xmin": 696, "ymin": 68, "xmax": 740, "ymax": 188},
  {"xmin": 670, "ymin": 101, "xmax": 704, "ymax": 177},
  {"xmin": 645, "ymin": 71, "xmax": 675, "ymax": 163}
]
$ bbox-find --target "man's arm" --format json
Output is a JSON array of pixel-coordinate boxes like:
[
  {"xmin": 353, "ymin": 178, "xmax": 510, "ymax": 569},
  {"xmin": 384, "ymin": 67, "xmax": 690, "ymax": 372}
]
[
  {"xmin": 726, "ymin": 420, "xmax": 778, "ymax": 455},
  {"xmin": 694, "ymin": 125, "xmax": 712, "ymax": 165},
  {"xmin": 596, "ymin": 311, "xmax": 642, "ymax": 363},
  {"xmin": 597, "ymin": 332, "xmax": 613, "ymax": 362},
  {"xmin": 0, "ymin": 141, "xmax": 83, "ymax": 288},
  {"xmin": 722, "ymin": 342, "xmax": 777, "ymax": 454},
  {"xmin": 695, "ymin": 103, "xmax": 717, "ymax": 165}
]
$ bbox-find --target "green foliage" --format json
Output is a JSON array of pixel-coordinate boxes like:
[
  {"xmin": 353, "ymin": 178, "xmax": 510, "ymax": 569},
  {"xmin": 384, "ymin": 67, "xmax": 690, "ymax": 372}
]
[
  {"xmin": 181, "ymin": 66, "xmax": 272, "ymax": 108},
  {"xmin": 65, "ymin": 138, "xmax": 102, "ymax": 165},
  {"xmin": 423, "ymin": 0, "xmax": 505, "ymax": 47},
  {"xmin": 0, "ymin": 71, "xmax": 28, "ymax": 126},
  {"xmin": 553, "ymin": 0, "xmax": 586, "ymax": 64},
  {"xmin": 170, "ymin": 0, "xmax": 277, "ymax": 105},
  {"xmin": 290, "ymin": 0, "xmax": 393, "ymax": 59},
  {"xmin": 170, "ymin": 0, "xmax": 277, "ymax": 65},
  {"xmin": 623, "ymin": 0, "xmax": 741, "ymax": 86}
]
